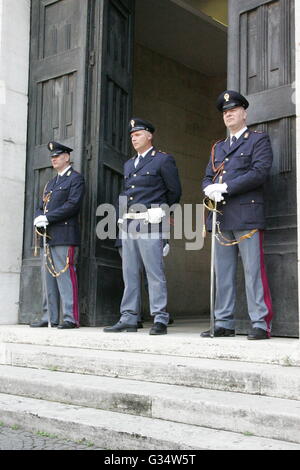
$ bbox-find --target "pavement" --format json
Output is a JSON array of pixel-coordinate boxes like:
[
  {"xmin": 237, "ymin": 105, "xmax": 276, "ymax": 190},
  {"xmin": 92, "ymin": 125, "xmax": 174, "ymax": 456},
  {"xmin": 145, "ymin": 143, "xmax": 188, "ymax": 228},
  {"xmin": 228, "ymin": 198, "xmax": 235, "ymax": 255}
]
[{"xmin": 0, "ymin": 423, "xmax": 103, "ymax": 450}]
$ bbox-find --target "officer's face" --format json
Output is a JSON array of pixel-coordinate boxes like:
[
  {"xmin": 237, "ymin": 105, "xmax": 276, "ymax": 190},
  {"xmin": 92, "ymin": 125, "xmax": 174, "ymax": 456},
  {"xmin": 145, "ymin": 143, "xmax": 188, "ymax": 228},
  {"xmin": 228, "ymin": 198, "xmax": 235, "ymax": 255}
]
[
  {"xmin": 223, "ymin": 106, "xmax": 247, "ymax": 132},
  {"xmin": 130, "ymin": 130, "xmax": 153, "ymax": 153},
  {"xmin": 51, "ymin": 153, "xmax": 70, "ymax": 172}
]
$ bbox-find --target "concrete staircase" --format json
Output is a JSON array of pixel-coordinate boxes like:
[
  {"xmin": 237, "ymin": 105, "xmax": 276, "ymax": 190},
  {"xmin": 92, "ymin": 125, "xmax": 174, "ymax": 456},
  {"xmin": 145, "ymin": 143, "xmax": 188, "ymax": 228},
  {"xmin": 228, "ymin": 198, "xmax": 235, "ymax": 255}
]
[{"xmin": 0, "ymin": 323, "xmax": 299, "ymax": 450}]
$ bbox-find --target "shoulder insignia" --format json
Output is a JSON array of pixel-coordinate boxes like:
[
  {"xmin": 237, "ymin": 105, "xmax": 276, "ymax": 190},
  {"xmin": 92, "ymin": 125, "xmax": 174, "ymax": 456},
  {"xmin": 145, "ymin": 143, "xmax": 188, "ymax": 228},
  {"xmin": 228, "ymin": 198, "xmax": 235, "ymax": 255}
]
[{"xmin": 253, "ymin": 130, "xmax": 264, "ymax": 134}]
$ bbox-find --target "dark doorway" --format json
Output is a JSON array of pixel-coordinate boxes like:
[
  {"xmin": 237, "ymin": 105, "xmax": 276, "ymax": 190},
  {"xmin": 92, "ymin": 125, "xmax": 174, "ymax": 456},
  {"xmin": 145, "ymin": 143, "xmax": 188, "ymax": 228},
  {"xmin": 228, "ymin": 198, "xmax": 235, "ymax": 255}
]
[{"xmin": 20, "ymin": 0, "xmax": 298, "ymax": 337}]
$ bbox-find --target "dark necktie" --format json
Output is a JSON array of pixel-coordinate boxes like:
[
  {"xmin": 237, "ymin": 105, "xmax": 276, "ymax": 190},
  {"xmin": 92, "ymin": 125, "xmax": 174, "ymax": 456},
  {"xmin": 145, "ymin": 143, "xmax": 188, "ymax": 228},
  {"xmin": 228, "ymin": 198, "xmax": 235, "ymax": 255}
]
[
  {"xmin": 231, "ymin": 136, "xmax": 237, "ymax": 147},
  {"xmin": 135, "ymin": 155, "xmax": 143, "ymax": 168}
]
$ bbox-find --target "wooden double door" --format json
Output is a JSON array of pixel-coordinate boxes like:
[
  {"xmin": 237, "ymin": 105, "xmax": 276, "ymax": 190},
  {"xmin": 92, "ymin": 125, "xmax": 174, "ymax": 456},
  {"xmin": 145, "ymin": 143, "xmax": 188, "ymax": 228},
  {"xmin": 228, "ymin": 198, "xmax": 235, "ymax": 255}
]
[{"xmin": 20, "ymin": 0, "xmax": 298, "ymax": 335}]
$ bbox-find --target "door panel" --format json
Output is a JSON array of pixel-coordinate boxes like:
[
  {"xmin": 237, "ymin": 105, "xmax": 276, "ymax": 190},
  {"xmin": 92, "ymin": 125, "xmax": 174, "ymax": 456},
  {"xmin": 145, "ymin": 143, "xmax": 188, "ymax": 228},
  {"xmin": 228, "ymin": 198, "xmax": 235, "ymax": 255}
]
[
  {"xmin": 79, "ymin": 0, "xmax": 135, "ymax": 326},
  {"xmin": 19, "ymin": 0, "xmax": 89, "ymax": 323},
  {"xmin": 228, "ymin": 0, "xmax": 297, "ymax": 336}
]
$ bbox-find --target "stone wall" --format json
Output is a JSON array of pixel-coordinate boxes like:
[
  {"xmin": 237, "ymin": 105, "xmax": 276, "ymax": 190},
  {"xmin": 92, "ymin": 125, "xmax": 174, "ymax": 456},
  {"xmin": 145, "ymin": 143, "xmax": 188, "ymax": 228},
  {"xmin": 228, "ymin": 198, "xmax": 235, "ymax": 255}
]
[
  {"xmin": 296, "ymin": 0, "xmax": 300, "ymax": 338},
  {"xmin": 0, "ymin": 0, "xmax": 30, "ymax": 323},
  {"xmin": 133, "ymin": 43, "xmax": 226, "ymax": 318}
]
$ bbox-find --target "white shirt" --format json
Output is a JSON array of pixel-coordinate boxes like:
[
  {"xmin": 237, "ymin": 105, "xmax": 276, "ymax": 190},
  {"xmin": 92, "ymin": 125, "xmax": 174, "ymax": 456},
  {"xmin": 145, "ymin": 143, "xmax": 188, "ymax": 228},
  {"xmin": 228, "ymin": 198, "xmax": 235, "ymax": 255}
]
[
  {"xmin": 134, "ymin": 147, "xmax": 153, "ymax": 167},
  {"xmin": 230, "ymin": 127, "xmax": 248, "ymax": 145},
  {"xmin": 58, "ymin": 165, "xmax": 72, "ymax": 177}
]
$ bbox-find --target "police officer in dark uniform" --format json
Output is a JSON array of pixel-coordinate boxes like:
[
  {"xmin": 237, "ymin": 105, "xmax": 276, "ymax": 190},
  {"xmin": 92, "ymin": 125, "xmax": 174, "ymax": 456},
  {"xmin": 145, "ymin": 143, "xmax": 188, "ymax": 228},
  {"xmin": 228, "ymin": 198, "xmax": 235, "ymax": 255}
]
[
  {"xmin": 201, "ymin": 91, "xmax": 274, "ymax": 340},
  {"xmin": 30, "ymin": 142, "xmax": 85, "ymax": 329},
  {"xmin": 104, "ymin": 118, "xmax": 182, "ymax": 335}
]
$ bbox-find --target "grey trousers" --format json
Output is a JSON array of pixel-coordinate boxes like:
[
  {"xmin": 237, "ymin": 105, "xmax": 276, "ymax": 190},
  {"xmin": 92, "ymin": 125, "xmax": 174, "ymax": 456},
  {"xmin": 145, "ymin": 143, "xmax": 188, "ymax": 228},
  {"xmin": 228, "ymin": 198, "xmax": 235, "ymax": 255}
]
[
  {"xmin": 41, "ymin": 245, "xmax": 79, "ymax": 326},
  {"xmin": 214, "ymin": 230, "xmax": 273, "ymax": 334},
  {"xmin": 120, "ymin": 234, "xmax": 169, "ymax": 326}
]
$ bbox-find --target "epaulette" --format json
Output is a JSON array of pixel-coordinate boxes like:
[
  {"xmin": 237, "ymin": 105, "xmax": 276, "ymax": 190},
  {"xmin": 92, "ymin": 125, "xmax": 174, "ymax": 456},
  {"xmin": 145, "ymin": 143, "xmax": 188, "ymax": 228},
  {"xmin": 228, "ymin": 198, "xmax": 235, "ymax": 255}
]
[{"xmin": 158, "ymin": 150, "xmax": 167, "ymax": 154}]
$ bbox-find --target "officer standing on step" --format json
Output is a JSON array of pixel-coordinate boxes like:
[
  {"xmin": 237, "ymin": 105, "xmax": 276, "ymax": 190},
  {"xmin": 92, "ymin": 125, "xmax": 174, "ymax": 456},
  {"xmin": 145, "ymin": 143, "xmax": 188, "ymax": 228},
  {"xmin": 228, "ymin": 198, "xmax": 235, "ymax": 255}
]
[
  {"xmin": 201, "ymin": 91, "xmax": 274, "ymax": 340},
  {"xmin": 30, "ymin": 142, "xmax": 85, "ymax": 329},
  {"xmin": 104, "ymin": 118, "xmax": 181, "ymax": 335}
]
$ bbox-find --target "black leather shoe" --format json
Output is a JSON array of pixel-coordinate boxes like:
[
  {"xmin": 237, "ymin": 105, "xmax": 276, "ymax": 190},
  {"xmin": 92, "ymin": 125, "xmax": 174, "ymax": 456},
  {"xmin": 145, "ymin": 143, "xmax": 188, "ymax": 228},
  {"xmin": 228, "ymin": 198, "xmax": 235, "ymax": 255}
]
[
  {"xmin": 200, "ymin": 327, "xmax": 235, "ymax": 338},
  {"xmin": 30, "ymin": 321, "xmax": 58, "ymax": 328},
  {"xmin": 103, "ymin": 322, "xmax": 137, "ymax": 333},
  {"xmin": 137, "ymin": 322, "xmax": 143, "ymax": 329},
  {"xmin": 247, "ymin": 328, "xmax": 269, "ymax": 340},
  {"xmin": 149, "ymin": 322, "xmax": 167, "ymax": 335},
  {"xmin": 57, "ymin": 322, "xmax": 77, "ymax": 329}
]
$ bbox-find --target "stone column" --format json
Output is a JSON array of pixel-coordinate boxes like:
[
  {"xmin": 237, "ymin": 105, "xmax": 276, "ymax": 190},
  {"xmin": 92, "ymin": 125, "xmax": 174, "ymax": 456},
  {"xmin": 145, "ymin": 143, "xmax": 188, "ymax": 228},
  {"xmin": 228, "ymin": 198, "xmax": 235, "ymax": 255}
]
[
  {"xmin": 0, "ymin": 0, "xmax": 30, "ymax": 323},
  {"xmin": 296, "ymin": 0, "xmax": 300, "ymax": 339}
]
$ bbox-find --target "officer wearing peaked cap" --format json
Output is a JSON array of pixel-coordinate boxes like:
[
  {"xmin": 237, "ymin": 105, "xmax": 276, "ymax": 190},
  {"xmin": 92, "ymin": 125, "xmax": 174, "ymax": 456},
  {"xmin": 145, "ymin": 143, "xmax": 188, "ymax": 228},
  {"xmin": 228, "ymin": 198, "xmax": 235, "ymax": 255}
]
[
  {"xmin": 30, "ymin": 141, "xmax": 85, "ymax": 329},
  {"xmin": 216, "ymin": 90, "xmax": 249, "ymax": 112},
  {"xmin": 48, "ymin": 141, "xmax": 74, "ymax": 157},
  {"xmin": 103, "ymin": 118, "xmax": 182, "ymax": 335},
  {"xmin": 201, "ymin": 90, "xmax": 274, "ymax": 340}
]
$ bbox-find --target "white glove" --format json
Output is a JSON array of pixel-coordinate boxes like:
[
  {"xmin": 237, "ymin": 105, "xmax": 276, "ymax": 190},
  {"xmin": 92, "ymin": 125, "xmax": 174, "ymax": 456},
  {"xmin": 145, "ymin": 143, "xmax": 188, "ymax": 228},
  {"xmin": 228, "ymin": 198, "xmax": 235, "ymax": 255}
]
[
  {"xmin": 204, "ymin": 183, "xmax": 228, "ymax": 199},
  {"xmin": 163, "ymin": 243, "xmax": 170, "ymax": 257},
  {"xmin": 209, "ymin": 191, "xmax": 224, "ymax": 202},
  {"xmin": 147, "ymin": 208, "xmax": 166, "ymax": 224},
  {"xmin": 34, "ymin": 215, "xmax": 49, "ymax": 228}
]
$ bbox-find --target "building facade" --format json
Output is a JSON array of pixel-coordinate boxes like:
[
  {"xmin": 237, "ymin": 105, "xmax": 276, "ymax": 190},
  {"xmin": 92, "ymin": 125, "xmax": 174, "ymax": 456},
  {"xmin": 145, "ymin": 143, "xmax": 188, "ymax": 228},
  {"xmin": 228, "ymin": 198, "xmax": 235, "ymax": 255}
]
[{"xmin": 0, "ymin": 0, "xmax": 299, "ymax": 338}]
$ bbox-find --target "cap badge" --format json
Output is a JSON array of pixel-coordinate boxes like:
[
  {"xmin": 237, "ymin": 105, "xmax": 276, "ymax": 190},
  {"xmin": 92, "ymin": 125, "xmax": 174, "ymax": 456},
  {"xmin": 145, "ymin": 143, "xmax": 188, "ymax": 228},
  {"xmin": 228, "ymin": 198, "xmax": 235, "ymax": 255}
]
[
  {"xmin": 49, "ymin": 142, "xmax": 54, "ymax": 151},
  {"xmin": 130, "ymin": 120, "xmax": 135, "ymax": 128},
  {"xmin": 224, "ymin": 93, "xmax": 230, "ymax": 102}
]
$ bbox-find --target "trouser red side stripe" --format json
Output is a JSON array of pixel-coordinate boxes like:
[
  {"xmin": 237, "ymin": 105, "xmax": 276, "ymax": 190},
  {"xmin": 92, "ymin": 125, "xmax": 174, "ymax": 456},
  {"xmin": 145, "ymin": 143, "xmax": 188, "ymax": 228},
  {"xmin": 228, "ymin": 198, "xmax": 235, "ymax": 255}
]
[
  {"xmin": 259, "ymin": 231, "xmax": 274, "ymax": 337},
  {"xmin": 68, "ymin": 246, "xmax": 79, "ymax": 327}
]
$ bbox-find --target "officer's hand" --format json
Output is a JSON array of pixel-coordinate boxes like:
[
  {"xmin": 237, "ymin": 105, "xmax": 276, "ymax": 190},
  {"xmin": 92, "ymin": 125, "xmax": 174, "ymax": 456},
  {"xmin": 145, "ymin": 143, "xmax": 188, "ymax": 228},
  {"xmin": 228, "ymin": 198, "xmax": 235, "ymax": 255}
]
[
  {"xmin": 34, "ymin": 215, "xmax": 49, "ymax": 228},
  {"xmin": 204, "ymin": 183, "xmax": 228, "ymax": 198},
  {"xmin": 163, "ymin": 243, "xmax": 170, "ymax": 257},
  {"xmin": 209, "ymin": 191, "xmax": 224, "ymax": 202}
]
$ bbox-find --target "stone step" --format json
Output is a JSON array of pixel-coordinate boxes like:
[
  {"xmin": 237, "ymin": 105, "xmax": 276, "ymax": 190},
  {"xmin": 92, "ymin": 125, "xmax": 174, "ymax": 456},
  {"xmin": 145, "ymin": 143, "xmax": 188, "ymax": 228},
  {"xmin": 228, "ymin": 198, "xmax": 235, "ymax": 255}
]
[
  {"xmin": 0, "ymin": 325, "xmax": 299, "ymax": 366},
  {"xmin": 0, "ymin": 392, "xmax": 299, "ymax": 450},
  {"xmin": 1, "ymin": 342, "xmax": 299, "ymax": 401},
  {"xmin": 0, "ymin": 365, "xmax": 299, "ymax": 444}
]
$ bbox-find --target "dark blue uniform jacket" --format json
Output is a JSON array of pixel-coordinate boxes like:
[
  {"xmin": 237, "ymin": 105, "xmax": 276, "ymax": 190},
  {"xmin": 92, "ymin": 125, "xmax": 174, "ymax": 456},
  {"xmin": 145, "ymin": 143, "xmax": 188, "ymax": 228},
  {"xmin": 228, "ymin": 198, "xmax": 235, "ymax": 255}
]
[
  {"xmin": 121, "ymin": 148, "xmax": 182, "ymax": 210},
  {"xmin": 116, "ymin": 148, "xmax": 181, "ymax": 243},
  {"xmin": 202, "ymin": 129, "xmax": 273, "ymax": 231},
  {"xmin": 36, "ymin": 168, "xmax": 85, "ymax": 246}
]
